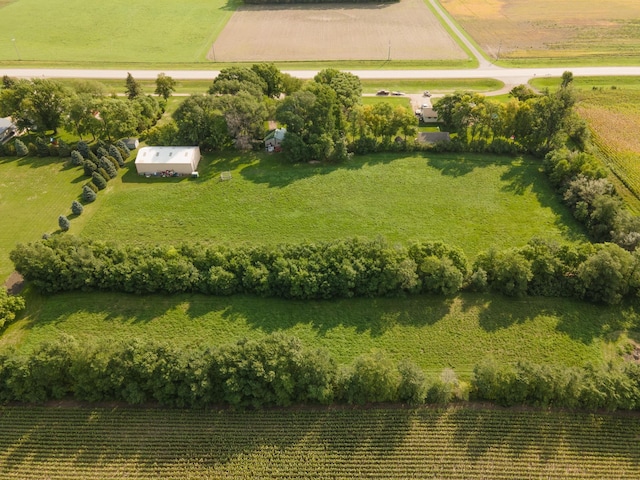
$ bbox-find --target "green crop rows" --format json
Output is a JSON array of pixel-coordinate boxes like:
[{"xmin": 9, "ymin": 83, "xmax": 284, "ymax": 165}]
[{"xmin": 0, "ymin": 406, "xmax": 639, "ymax": 479}]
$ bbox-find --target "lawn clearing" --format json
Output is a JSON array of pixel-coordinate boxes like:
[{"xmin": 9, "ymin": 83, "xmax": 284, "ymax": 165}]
[
  {"xmin": 440, "ymin": 0, "xmax": 640, "ymax": 65},
  {"xmin": 6, "ymin": 289, "xmax": 631, "ymax": 379},
  {"xmin": 79, "ymin": 153, "xmax": 586, "ymax": 258},
  {"xmin": 212, "ymin": 0, "xmax": 467, "ymax": 62},
  {"xmin": 0, "ymin": 0, "xmax": 235, "ymax": 63},
  {"xmin": 1, "ymin": 405, "xmax": 640, "ymax": 479},
  {"xmin": 0, "ymin": 156, "xmax": 103, "ymax": 281}
]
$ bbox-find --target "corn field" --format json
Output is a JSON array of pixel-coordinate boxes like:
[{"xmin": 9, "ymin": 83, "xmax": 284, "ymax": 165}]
[{"xmin": 0, "ymin": 406, "xmax": 639, "ymax": 479}]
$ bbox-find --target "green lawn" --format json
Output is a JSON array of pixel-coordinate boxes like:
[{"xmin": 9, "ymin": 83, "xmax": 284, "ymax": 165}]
[
  {"xmin": 0, "ymin": 155, "xmax": 104, "ymax": 280},
  {"xmin": 0, "ymin": 0, "xmax": 236, "ymax": 64},
  {"xmin": 79, "ymin": 153, "xmax": 586, "ymax": 258},
  {"xmin": 5, "ymin": 290, "xmax": 633, "ymax": 379}
]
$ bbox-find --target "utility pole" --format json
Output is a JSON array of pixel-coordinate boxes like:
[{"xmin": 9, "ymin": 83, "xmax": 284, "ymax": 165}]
[{"xmin": 387, "ymin": 40, "xmax": 391, "ymax": 61}]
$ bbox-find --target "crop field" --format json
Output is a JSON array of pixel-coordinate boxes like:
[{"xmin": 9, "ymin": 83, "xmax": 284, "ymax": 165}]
[
  {"xmin": 1, "ymin": 406, "xmax": 640, "ymax": 479},
  {"xmin": 440, "ymin": 0, "xmax": 640, "ymax": 64},
  {"xmin": 575, "ymin": 89, "xmax": 640, "ymax": 208},
  {"xmin": 0, "ymin": 0, "xmax": 234, "ymax": 64},
  {"xmin": 212, "ymin": 0, "xmax": 467, "ymax": 62},
  {"xmin": 78, "ymin": 153, "xmax": 586, "ymax": 258}
]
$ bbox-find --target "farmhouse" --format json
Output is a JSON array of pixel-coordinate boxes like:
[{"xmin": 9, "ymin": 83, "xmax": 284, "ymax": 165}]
[
  {"xmin": 135, "ymin": 146, "xmax": 201, "ymax": 176},
  {"xmin": 419, "ymin": 104, "xmax": 438, "ymax": 123},
  {"xmin": 264, "ymin": 128, "xmax": 286, "ymax": 152}
]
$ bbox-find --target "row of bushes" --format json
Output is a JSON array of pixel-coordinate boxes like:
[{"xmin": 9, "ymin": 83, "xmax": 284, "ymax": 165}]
[
  {"xmin": 10, "ymin": 235, "xmax": 640, "ymax": 304},
  {"xmin": 0, "ymin": 137, "xmax": 72, "ymax": 158},
  {"xmin": 2, "ymin": 332, "xmax": 639, "ymax": 411},
  {"xmin": 0, "ymin": 287, "xmax": 25, "ymax": 330}
]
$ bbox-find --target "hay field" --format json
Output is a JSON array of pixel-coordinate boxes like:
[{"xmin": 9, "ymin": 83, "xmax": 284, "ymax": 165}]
[
  {"xmin": 440, "ymin": 0, "xmax": 640, "ymax": 62},
  {"xmin": 211, "ymin": 0, "xmax": 467, "ymax": 62}
]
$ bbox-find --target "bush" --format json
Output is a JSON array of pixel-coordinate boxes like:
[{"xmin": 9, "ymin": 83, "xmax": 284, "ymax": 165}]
[
  {"xmin": 14, "ymin": 139, "xmax": 28, "ymax": 157},
  {"xmin": 99, "ymin": 156, "xmax": 118, "ymax": 179},
  {"xmin": 82, "ymin": 185, "xmax": 97, "ymax": 203},
  {"xmin": 109, "ymin": 144, "xmax": 125, "ymax": 167},
  {"xmin": 71, "ymin": 200, "xmax": 84, "ymax": 216},
  {"xmin": 76, "ymin": 140, "xmax": 90, "ymax": 159},
  {"xmin": 338, "ymin": 351, "xmax": 400, "ymax": 404},
  {"xmin": 71, "ymin": 150, "xmax": 84, "ymax": 166},
  {"xmin": 116, "ymin": 140, "xmax": 131, "ymax": 159},
  {"xmin": 35, "ymin": 137, "xmax": 49, "ymax": 157},
  {"xmin": 58, "ymin": 215, "xmax": 70, "ymax": 232},
  {"xmin": 57, "ymin": 139, "xmax": 71, "ymax": 158},
  {"xmin": 0, "ymin": 287, "xmax": 25, "ymax": 329}
]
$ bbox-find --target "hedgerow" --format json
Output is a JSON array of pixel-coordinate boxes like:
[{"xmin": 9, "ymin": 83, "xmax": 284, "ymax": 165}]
[{"xmin": 10, "ymin": 236, "xmax": 640, "ymax": 304}]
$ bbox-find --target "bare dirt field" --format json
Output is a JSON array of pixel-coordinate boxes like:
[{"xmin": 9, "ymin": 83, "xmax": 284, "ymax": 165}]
[
  {"xmin": 440, "ymin": 0, "xmax": 640, "ymax": 61},
  {"xmin": 210, "ymin": 0, "xmax": 467, "ymax": 62}
]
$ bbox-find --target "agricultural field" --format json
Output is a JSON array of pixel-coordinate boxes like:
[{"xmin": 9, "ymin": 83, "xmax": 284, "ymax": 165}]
[
  {"xmin": 530, "ymin": 76, "xmax": 640, "ymax": 212},
  {"xmin": 440, "ymin": 0, "xmax": 640, "ymax": 65},
  {"xmin": 206, "ymin": 0, "xmax": 467, "ymax": 62},
  {"xmin": 0, "ymin": 0, "xmax": 235, "ymax": 64},
  {"xmin": 1, "ymin": 406, "xmax": 640, "ymax": 479}
]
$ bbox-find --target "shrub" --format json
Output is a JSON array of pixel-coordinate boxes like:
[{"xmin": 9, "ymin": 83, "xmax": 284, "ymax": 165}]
[
  {"xmin": 339, "ymin": 351, "xmax": 400, "ymax": 405},
  {"xmin": 83, "ymin": 159, "xmax": 97, "ymax": 176},
  {"xmin": 99, "ymin": 156, "xmax": 118, "ymax": 179},
  {"xmin": 0, "ymin": 287, "xmax": 25, "ymax": 329},
  {"xmin": 76, "ymin": 140, "xmax": 90, "ymax": 159},
  {"xmin": 397, "ymin": 358, "xmax": 427, "ymax": 404},
  {"xmin": 82, "ymin": 185, "xmax": 97, "ymax": 203},
  {"xmin": 116, "ymin": 140, "xmax": 131, "ymax": 158},
  {"xmin": 14, "ymin": 139, "xmax": 28, "ymax": 157},
  {"xmin": 58, "ymin": 215, "xmax": 70, "ymax": 232},
  {"xmin": 71, "ymin": 150, "xmax": 84, "ymax": 166},
  {"xmin": 91, "ymin": 172, "xmax": 107, "ymax": 190},
  {"xmin": 71, "ymin": 200, "xmax": 84, "ymax": 216},
  {"xmin": 35, "ymin": 137, "xmax": 50, "ymax": 157},
  {"xmin": 109, "ymin": 144, "xmax": 125, "ymax": 167},
  {"xmin": 57, "ymin": 139, "xmax": 71, "ymax": 158}
]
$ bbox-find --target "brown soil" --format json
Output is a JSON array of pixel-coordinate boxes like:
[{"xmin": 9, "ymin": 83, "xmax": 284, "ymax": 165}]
[{"xmin": 3, "ymin": 271, "xmax": 24, "ymax": 295}]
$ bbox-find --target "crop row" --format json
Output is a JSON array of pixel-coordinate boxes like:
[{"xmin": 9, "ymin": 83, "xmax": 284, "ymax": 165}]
[{"xmin": 0, "ymin": 406, "xmax": 639, "ymax": 479}]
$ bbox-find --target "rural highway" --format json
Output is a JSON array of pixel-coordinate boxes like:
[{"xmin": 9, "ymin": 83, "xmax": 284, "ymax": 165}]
[{"xmin": 2, "ymin": 66, "xmax": 640, "ymax": 86}]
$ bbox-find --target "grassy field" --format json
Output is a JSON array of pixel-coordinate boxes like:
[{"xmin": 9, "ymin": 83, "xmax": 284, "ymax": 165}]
[
  {"xmin": 0, "ymin": 0, "xmax": 236, "ymax": 64},
  {"xmin": 441, "ymin": 0, "xmax": 640, "ymax": 66},
  {"xmin": 0, "ymin": 155, "xmax": 104, "ymax": 281},
  {"xmin": 77, "ymin": 152, "xmax": 586, "ymax": 258},
  {"xmin": 3, "ymin": 290, "xmax": 634, "ymax": 379},
  {"xmin": 1, "ymin": 405, "xmax": 640, "ymax": 479}
]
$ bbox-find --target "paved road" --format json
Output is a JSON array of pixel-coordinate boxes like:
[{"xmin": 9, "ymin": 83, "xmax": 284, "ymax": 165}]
[{"xmin": 2, "ymin": 66, "xmax": 640, "ymax": 85}]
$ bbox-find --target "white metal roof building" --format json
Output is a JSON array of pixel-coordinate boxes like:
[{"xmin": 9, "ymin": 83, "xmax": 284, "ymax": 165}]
[{"xmin": 134, "ymin": 146, "xmax": 201, "ymax": 175}]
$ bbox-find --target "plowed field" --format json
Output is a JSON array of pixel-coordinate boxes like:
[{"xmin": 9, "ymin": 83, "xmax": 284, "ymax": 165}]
[{"xmin": 211, "ymin": 0, "xmax": 467, "ymax": 62}]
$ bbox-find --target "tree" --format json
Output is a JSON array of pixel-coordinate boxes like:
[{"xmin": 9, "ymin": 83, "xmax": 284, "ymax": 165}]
[
  {"xmin": 314, "ymin": 69, "xmax": 362, "ymax": 111},
  {"xmin": 82, "ymin": 185, "xmax": 97, "ymax": 203},
  {"xmin": 154, "ymin": 73, "xmax": 176, "ymax": 100},
  {"xmin": 0, "ymin": 287, "xmax": 25, "ymax": 329},
  {"xmin": 209, "ymin": 66, "xmax": 266, "ymax": 98},
  {"xmin": 125, "ymin": 73, "xmax": 143, "ymax": 100},
  {"xmin": 14, "ymin": 139, "xmax": 28, "ymax": 156},
  {"xmin": 58, "ymin": 215, "xmax": 70, "ymax": 232},
  {"xmin": 217, "ymin": 92, "xmax": 268, "ymax": 151},
  {"xmin": 172, "ymin": 94, "xmax": 231, "ymax": 150},
  {"xmin": 65, "ymin": 93, "xmax": 102, "ymax": 140},
  {"xmin": 250, "ymin": 63, "xmax": 283, "ymax": 98},
  {"xmin": 97, "ymin": 98, "xmax": 140, "ymax": 141},
  {"xmin": 561, "ymin": 71, "xmax": 574, "ymax": 89},
  {"xmin": 25, "ymin": 79, "xmax": 71, "ymax": 134},
  {"xmin": 71, "ymin": 201, "xmax": 84, "ymax": 216}
]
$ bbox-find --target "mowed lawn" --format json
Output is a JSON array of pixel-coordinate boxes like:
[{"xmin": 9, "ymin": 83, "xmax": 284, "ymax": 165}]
[
  {"xmin": 3, "ymin": 290, "xmax": 633, "ymax": 379},
  {"xmin": 80, "ymin": 153, "xmax": 586, "ymax": 257},
  {"xmin": 0, "ymin": 0, "xmax": 234, "ymax": 63},
  {"xmin": 0, "ymin": 156, "xmax": 100, "ymax": 281}
]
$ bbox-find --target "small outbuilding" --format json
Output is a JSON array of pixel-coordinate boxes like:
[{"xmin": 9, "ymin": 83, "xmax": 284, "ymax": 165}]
[
  {"xmin": 135, "ymin": 146, "xmax": 201, "ymax": 176},
  {"xmin": 122, "ymin": 138, "xmax": 140, "ymax": 150},
  {"xmin": 264, "ymin": 128, "xmax": 286, "ymax": 152},
  {"xmin": 0, "ymin": 117, "xmax": 17, "ymax": 144}
]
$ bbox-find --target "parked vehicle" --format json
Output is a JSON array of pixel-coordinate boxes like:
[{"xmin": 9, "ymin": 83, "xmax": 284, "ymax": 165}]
[
  {"xmin": 423, "ymin": 91, "xmax": 431, "ymax": 97},
  {"xmin": 376, "ymin": 90, "xmax": 390, "ymax": 96}
]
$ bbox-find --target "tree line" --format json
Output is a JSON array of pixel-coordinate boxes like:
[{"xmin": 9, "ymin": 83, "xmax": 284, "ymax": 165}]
[
  {"xmin": 1, "ymin": 331, "xmax": 639, "ymax": 412},
  {"xmin": 10, "ymin": 235, "xmax": 640, "ymax": 306}
]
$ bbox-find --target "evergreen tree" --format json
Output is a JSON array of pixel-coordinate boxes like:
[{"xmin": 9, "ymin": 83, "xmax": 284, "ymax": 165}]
[
  {"xmin": 58, "ymin": 215, "xmax": 70, "ymax": 232},
  {"xmin": 71, "ymin": 150, "xmax": 84, "ymax": 166},
  {"xmin": 14, "ymin": 139, "xmax": 28, "ymax": 157},
  {"xmin": 82, "ymin": 185, "xmax": 97, "ymax": 203},
  {"xmin": 109, "ymin": 144, "xmax": 124, "ymax": 167},
  {"xmin": 91, "ymin": 171, "xmax": 107, "ymax": 190},
  {"xmin": 125, "ymin": 72, "xmax": 143, "ymax": 100},
  {"xmin": 71, "ymin": 200, "xmax": 84, "ymax": 216}
]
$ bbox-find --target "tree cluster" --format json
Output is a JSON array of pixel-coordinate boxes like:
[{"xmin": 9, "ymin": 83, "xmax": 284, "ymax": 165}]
[
  {"xmin": 0, "ymin": 333, "xmax": 458, "ymax": 408},
  {"xmin": 0, "ymin": 76, "xmax": 163, "ymax": 142},
  {"xmin": 2, "ymin": 331, "xmax": 639, "ymax": 412},
  {"xmin": 472, "ymin": 357, "xmax": 640, "ymax": 411},
  {"xmin": 10, "ymin": 235, "xmax": 640, "ymax": 305}
]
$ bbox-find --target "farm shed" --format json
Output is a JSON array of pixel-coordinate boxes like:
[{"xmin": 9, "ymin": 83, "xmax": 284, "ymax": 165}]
[
  {"xmin": 135, "ymin": 146, "xmax": 201, "ymax": 175},
  {"xmin": 122, "ymin": 138, "xmax": 140, "ymax": 150},
  {"xmin": 264, "ymin": 128, "xmax": 286, "ymax": 151},
  {"xmin": 0, "ymin": 117, "xmax": 17, "ymax": 144}
]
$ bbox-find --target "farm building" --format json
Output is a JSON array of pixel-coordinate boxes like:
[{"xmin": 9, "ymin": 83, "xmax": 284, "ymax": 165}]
[
  {"xmin": 135, "ymin": 146, "xmax": 201, "ymax": 176},
  {"xmin": 264, "ymin": 128, "xmax": 286, "ymax": 151},
  {"xmin": 418, "ymin": 104, "xmax": 438, "ymax": 123},
  {"xmin": 0, "ymin": 117, "xmax": 17, "ymax": 144}
]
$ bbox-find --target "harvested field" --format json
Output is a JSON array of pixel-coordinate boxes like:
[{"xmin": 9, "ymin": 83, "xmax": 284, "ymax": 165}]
[
  {"xmin": 211, "ymin": 0, "xmax": 467, "ymax": 62},
  {"xmin": 440, "ymin": 0, "xmax": 640, "ymax": 61}
]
